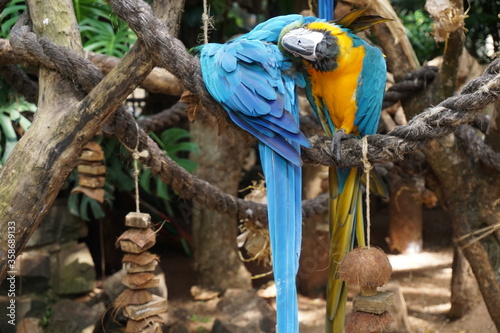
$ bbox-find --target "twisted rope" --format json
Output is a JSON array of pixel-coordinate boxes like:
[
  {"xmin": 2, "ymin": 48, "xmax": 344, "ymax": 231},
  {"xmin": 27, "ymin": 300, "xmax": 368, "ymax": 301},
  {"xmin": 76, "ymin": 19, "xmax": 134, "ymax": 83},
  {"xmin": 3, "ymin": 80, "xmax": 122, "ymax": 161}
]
[
  {"xmin": 3, "ymin": 0, "xmax": 500, "ymax": 224},
  {"xmin": 382, "ymin": 65, "xmax": 439, "ymax": 109}
]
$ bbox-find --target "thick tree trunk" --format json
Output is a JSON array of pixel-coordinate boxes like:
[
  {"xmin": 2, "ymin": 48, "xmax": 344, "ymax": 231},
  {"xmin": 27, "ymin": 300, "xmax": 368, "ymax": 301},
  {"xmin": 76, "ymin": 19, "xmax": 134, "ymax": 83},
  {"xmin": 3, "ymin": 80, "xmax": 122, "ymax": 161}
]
[
  {"xmin": 190, "ymin": 112, "xmax": 252, "ymax": 290},
  {"xmin": 448, "ymin": 247, "xmax": 480, "ymax": 319},
  {"xmin": 0, "ymin": 0, "xmax": 84, "ymax": 281},
  {"xmin": 0, "ymin": 0, "xmax": 182, "ymax": 280}
]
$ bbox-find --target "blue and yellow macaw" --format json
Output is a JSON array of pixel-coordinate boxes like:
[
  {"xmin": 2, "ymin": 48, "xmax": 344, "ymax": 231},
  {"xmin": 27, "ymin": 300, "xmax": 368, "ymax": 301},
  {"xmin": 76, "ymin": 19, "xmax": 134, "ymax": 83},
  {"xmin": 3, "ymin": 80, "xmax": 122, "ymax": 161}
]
[
  {"xmin": 196, "ymin": 14, "xmax": 318, "ymax": 333},
  {"xmin": 196, "ymin": 9, "xmax": 387, "ymax": 333},
  {"xmin": 280, "ymin": 7, "xmax": 388, "ymax": 333}
]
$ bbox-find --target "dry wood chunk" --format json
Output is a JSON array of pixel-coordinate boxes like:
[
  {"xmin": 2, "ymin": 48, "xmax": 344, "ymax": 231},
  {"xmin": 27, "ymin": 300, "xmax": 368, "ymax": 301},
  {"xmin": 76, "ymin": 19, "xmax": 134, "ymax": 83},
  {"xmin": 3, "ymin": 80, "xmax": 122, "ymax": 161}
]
[
  {"xmin": 77, "ymin": 164, "xmax": 106, "ymax": 175},
  {"xmin": 123, "ymin": 295, "xmax": 168, "ymax": 321},
  {"xmin": 116, "ymin": 228, "xmax": 156, "ymax": 253},
  {"xmin": 353, "ymin": 292, "xmax": 394, "ymax": 315},
  {"xmin": 125, "ymin": 212, "xmax": 152, "ymax": 228}
]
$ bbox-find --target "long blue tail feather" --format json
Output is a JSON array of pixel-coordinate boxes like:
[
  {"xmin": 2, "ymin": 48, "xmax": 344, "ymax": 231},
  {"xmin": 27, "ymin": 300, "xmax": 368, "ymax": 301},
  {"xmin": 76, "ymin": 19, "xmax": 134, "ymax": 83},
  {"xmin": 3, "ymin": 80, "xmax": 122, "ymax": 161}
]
[{"xmin": 260, "ymin": 143, "xmax": 302, "ymax": 332}]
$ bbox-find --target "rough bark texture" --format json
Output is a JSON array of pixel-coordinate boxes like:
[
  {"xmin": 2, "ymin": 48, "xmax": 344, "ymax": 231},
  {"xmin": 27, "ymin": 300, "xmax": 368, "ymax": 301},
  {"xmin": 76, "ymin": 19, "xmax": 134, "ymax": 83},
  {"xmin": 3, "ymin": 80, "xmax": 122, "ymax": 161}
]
[
  {"xmin": 408, "ymin": 0, "xmax": 500, "ymax": 327},
  {"xmin": 190, "ymin": 111, "xmax": 252, "ymax": 290},
  {"xmin": 0, "ymin": 0, "xmax": 173, "ymax": 280},
  {"xmin": 0, "ymin": 0, "xmax": 84, "ymax": 281},
  {"xmin": 448, "ymin": 248, "xmax": 480, "ymax": 319}
]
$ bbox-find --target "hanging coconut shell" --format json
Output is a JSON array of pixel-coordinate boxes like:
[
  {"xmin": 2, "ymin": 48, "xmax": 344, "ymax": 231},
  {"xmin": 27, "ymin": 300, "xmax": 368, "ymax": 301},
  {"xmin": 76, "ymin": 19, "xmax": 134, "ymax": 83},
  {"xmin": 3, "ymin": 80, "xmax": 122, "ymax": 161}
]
[
  {"xmin": 123, "ymin": 294, "xmax": 168, "ymax": 321},
  {"xmin": 338, "ymin": 247, "xmax": 392, "ymax": 296},
  {"xmin": 345, "ymin": 311, "xmax": 393, "ymax": 333}
]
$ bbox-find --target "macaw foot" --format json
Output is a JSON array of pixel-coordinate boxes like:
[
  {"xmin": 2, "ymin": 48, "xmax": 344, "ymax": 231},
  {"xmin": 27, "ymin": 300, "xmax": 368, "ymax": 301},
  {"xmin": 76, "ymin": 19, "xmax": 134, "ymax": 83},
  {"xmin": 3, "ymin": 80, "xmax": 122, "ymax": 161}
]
[{"xmin": 331, "ymin": 129, "xmax": 355, "ymax": 162}]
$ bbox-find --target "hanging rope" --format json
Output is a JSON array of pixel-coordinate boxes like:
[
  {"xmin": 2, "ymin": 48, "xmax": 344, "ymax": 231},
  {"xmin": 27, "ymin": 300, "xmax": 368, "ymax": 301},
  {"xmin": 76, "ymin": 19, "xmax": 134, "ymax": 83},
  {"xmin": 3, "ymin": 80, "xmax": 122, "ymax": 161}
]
[{"xmin": 362, "ymin": 136, "xmax": 373, "ymax": 248}]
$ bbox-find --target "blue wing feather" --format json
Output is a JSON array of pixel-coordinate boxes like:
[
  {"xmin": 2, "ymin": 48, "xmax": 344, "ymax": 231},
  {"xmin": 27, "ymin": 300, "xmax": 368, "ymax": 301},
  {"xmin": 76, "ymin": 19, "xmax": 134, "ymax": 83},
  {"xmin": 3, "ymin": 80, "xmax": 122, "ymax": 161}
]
[
  {"xmin": 199, "ymin": 24, "xmax": 311, "ymax": 166},
  {"xmin": 354, "ymin": 43, "xmax": 386, "ymax": 136}
]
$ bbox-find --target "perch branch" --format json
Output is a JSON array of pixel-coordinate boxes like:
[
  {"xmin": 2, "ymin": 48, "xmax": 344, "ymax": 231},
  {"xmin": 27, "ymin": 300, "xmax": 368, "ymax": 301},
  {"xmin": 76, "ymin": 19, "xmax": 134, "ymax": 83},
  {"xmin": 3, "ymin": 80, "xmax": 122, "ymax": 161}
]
[{"xmin": 4, "ymin": 0, "xmax": 500, "ymax": 225}]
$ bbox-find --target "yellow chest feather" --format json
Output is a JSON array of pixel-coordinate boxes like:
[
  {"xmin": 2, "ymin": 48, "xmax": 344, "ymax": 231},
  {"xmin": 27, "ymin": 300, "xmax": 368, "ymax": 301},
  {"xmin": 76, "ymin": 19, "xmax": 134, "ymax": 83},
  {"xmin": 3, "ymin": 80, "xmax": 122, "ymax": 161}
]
[{"xmin": 305, "ymin": 23, "xmax": 365, "ymax": 134}]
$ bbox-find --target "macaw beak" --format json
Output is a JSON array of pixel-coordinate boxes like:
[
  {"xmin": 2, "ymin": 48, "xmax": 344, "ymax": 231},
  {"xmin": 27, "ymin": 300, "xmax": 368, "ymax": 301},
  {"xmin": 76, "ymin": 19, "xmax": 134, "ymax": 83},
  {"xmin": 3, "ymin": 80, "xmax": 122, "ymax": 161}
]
[{"xmin": 281, "ymin": 28, "xmax": 325, "ymax": 62}]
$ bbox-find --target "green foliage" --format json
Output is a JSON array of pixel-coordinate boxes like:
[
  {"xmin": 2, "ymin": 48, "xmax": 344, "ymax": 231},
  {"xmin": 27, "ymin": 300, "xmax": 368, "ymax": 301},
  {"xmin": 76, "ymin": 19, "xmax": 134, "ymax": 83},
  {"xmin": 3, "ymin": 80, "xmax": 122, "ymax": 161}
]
[
  {"xmin": 399, "ymin": 9, "xmax": 441, "ymax": 63},
  {"xmin": 140, "ymin": 128, "xmax": 199, "ymax": 215},
  {"xmin": 0, "ymin": 79, "xmax": 35, "ymax": 166},
  {"xmin": 74, "ymin": 0, "xmax": 137, "ymax": 57},
  {"xmin": 464, "ymin": 0, "xmax": 500, "ymax": 63},
  {"xmin": 0, "ymin": 0, "xmax": 25, "ymax": 38}
]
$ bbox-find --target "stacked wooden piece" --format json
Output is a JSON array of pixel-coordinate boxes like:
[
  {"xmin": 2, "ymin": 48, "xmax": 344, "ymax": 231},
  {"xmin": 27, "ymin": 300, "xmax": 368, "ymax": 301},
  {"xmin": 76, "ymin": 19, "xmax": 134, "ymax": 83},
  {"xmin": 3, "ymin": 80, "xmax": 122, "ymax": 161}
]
[
  {"xmin": 115, "ymin": 212, "xmax": 168, "ymax": 333},
  {"xmin": 339, "ymin": 247, "xmax": 394, "ymax": 333},
  {"xmin": 72, "ymin": 142, "xmax": 106, "ymax": 202}
]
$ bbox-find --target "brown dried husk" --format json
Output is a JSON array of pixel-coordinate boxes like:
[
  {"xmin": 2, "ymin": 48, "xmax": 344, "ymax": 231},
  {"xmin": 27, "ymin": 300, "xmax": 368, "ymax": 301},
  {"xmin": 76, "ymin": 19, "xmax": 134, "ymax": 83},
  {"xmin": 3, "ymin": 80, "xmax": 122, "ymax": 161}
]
[
  {"xmin": 123, "ymin": 272, "xmax": 156, "ymax": 286},
  {"xmin": 345, "ymin": 311, "xmax": 393, "ymax": 333},
  {"xmin": 338, "ymin": 247, "xmax": 392, "ymax": 287},
  {"xmin": 115, "ymin": 289, "xmax": 153, "ymax": 309},
  {"xmin": 122, "ymin": 252, "xmax": 160, "ymax": 266},
  {"xmin": 116, "ymin": 228, "xmax": 156, "ymax": 251},
  {"xmin": 125, "ymin": 316, "xmax": 164, "ymax": 333}
]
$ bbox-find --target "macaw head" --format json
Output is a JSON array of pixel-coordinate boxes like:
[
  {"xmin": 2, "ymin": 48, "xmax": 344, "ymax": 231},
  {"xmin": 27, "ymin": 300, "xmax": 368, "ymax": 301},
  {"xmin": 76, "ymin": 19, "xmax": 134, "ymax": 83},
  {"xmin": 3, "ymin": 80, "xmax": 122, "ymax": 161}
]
[{"xmin": 280, "ymin": 26, "xmax": 340, "ymax": 72}]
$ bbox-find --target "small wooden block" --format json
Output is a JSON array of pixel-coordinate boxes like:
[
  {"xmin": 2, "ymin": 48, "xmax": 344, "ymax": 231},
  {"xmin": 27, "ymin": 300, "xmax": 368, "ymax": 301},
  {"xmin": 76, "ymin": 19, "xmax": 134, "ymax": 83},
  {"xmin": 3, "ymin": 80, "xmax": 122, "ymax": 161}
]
[
  {"xmin": 80, "ymin": 149, "xmax": 104, "ymax": 161},
  {"xmin": 125, "ymin": 212, "xmax": 152, "ymax": 228},
  {"xmin": 353, "ymin": 291, "xmax": 394, "ymax": 315},
  {"xmin": 77, "ymin": 164, "xmax": 106, "ymax": 175},
  {"xmin": 123, "ymin": 295, "xmax": 168, "ymax": 320},
  {"xmin": 79, "ymin": 176, "xmax": 105, "ymax": 188}
]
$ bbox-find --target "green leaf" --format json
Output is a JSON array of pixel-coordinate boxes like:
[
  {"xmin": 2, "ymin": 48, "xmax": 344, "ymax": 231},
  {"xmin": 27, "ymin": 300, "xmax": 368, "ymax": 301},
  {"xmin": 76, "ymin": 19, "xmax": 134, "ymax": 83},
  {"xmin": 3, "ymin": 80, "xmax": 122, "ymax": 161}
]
[
  {"xmin": 156, "ymin": 177, "xmax": 170, "ymax": 201},
  {"xmin": 88, "ymin": 197, "xmax": 106, "ymax": 219},
  {"xmin": 0, "ymin": 113, "xmax": 18, "ymax": 163},
  {"xmin": 175, "ymin": 158, "xmax": 198, "ymax": 173},
  {"xmin": 161, "ymin": 128, "xmax": 191, "ymax": 145},
  {"xmin": 68, "ymin": 193, "xmax": 81, "ymax": 217},
  {"xmin": 80, "ymin": 195, "xmax": 91, "ymax": 221},
  {"xmin": 139, "ymin": 167, "xmax": 153, "ymax": 194}
]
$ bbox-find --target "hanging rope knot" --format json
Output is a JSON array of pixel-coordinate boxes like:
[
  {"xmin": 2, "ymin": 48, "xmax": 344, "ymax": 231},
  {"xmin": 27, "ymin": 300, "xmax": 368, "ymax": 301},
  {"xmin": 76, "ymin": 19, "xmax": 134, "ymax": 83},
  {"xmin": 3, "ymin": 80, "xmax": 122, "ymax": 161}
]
[
  {"xmin": 361, "ymin": 137, "xmax": 373, "ymax": 173},
  {"xmin": 132, "ymin": 150, "xmax": 150, "ymax": 160}
]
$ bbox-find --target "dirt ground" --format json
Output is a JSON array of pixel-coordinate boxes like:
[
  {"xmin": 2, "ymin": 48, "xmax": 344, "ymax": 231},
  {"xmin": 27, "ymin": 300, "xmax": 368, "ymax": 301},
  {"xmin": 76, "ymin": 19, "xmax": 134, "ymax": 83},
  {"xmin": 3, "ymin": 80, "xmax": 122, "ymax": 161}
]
[
  {"xmin": 156, "ymin": 207, "xmax": 496, "ymax": 333},
  {"xmin": 159, "ymin": 245, "xmax": 496, "ymax": 333}
]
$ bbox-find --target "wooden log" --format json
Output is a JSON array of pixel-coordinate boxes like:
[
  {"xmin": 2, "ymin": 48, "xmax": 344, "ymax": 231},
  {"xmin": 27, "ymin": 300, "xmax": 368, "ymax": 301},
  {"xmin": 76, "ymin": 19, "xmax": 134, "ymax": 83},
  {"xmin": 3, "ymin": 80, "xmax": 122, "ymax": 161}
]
[
  {"xmin": 353, "ymin": 292, "xmax": 394, "ymax": 315},
  {"xmin": 77, "ymin": 164, "xmax": 106, "ymax": 175},
  {"xmin": 123, "ymin": 295, "xmax": 168, "ymax": 320},
  {"xmin": 78, "ymin": 175, "xmax": 105, "ymax": 188},
  {"xmin": 80, "ymin": 149, "xmax": 104, "ymax": 161}
]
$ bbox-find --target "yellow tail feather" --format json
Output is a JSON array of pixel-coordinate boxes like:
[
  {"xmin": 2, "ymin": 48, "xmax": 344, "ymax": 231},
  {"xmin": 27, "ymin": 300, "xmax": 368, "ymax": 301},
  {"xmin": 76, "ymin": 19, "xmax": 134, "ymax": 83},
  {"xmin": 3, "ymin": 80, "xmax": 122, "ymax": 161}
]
[{"xmin": 326, "ymin": 167, "xmax": 366, "ymax": 333}]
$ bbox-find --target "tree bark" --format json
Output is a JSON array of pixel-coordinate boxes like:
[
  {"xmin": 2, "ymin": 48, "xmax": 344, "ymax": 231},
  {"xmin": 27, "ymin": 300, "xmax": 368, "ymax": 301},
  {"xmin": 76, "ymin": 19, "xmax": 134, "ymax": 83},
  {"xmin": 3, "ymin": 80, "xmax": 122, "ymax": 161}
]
[
  {"xmin": 448, "ymin": 247, "xmax": 480, "ymax": 319},
  {"xmin": 0, "ymin": 0, "xmax": 84, "ymax": 281},
  {"xmin": 190, "ymin": 112, "xmax": 252, "ymax": 290},
  {"xmin": 0, "ymin": 0, "xmax": 183, "ymax": 280}
]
